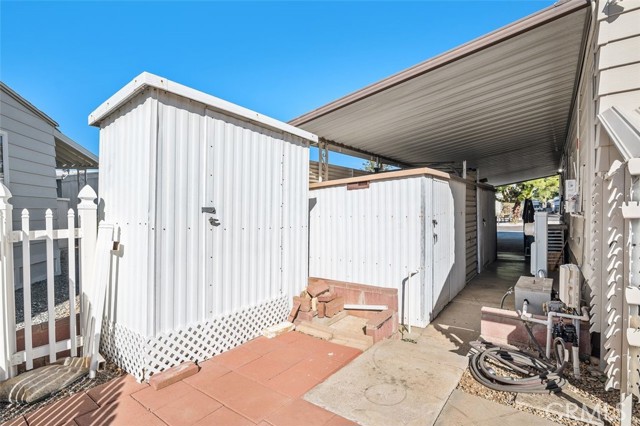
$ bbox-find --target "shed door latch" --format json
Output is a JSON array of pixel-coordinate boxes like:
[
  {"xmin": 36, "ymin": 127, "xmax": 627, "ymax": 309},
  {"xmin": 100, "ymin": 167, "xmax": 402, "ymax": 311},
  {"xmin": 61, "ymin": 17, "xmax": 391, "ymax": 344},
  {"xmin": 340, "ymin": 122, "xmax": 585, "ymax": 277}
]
[{"xmin": 202, "ymin": 207, "xmax": 216, "ymax": 214}]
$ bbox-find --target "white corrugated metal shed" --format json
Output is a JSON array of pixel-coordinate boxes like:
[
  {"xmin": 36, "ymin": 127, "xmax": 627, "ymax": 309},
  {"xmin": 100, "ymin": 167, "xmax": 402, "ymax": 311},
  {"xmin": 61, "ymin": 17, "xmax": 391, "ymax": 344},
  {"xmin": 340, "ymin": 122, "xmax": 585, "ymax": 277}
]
[
  {"xmin": 309, "ymin": 168, "xmax": 496, "ymax": 327},
  {"xmin": 290, "ymin": 0, "xmax": 591, "ymax": 185},
  {"xmin": 89, "ymin": 72, "xmax": 315, "ymax": 380}
]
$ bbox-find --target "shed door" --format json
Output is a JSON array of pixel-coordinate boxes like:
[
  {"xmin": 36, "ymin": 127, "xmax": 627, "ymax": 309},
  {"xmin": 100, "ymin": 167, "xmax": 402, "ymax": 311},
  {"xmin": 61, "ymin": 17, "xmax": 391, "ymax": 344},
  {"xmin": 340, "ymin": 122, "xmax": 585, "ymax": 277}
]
[
  {"xmin": 202, "ymin": 110, "xmax": 284, "ymax": 318},
  {"xmin": 431, "ymin": 179, "xmax": 455, "ymax": 318}
]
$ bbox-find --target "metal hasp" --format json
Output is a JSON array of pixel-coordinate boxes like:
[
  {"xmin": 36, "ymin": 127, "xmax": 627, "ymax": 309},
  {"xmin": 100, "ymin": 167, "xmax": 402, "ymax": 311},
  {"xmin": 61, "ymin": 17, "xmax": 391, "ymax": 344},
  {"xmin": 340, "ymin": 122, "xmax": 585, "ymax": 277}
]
[
  {"xmin": 201, "ymin": 207, "xmax": 216, "ymax": 214},
  {"xmin": 529, "ymin": 211, "xmax": 548, "ymax": 277},
  {"xmin": 598, "ymin": 106, "xmax": 640, "ymax": 426}
]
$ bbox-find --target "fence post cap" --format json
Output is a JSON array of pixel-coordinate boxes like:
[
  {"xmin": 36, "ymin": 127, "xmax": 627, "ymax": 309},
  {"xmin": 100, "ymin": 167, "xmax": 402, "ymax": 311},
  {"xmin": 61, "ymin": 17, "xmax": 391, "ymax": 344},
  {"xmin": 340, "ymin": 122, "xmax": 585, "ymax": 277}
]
[
  {"xmin": 78, "ymin": 185, "xmax": 97, "ymax": 208},
  {"xmin": 0, "ymin": 182, "xmax": 12, "ymax": 200}
]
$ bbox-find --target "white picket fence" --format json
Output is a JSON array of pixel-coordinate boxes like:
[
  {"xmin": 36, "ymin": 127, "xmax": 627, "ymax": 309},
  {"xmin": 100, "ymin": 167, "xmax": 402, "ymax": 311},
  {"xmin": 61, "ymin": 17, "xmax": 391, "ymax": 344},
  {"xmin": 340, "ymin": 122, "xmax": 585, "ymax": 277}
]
[{"xmin": 0, "ymin": 183, "xmax": 98, "ymax": 381}]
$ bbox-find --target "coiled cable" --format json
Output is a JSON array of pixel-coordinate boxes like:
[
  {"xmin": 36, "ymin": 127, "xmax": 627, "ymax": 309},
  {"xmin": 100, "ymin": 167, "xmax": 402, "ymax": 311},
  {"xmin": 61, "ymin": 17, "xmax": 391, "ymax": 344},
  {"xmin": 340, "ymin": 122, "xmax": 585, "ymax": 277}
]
[{"xmin": 469, "ymin": 340, "xmax": 568, "ymax": 394}]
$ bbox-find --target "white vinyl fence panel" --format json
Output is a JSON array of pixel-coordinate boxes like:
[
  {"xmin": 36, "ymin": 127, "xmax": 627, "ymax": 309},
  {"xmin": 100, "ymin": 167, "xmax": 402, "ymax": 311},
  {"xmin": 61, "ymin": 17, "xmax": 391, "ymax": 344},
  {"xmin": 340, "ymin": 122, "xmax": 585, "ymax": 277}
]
[{"xmin": 0, "ymin": 183, "xmax": 97, "ymax": 380}]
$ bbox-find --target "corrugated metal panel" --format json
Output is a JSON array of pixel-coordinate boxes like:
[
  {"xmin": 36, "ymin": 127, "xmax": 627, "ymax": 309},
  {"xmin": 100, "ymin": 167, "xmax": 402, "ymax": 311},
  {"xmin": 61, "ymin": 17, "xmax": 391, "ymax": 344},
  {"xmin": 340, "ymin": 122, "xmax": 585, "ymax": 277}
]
[
  {"xmin": 291, "ymin": 6, "xmax": 589, "ymax": 185},
  {"xmin": 465, "ymin": 183, "xmax": 478, "ymax": 282},
  {"xmin": 309, "ymin": 177, "xmax": 426, "ymax": 326},
  {"xmin": 309, "ymin": 175, "xmax": 465, "ymax": 327},
  {"xmin": 308, "ymin": 161, "xmax": 370, "ymax": 183},
  {"xmin": 99, "ymin": 89, "xmax": 158, "ymax": 337},
  {"xmin": 99, "ymin": 87, "xmax": 310, "ymax": 338}
]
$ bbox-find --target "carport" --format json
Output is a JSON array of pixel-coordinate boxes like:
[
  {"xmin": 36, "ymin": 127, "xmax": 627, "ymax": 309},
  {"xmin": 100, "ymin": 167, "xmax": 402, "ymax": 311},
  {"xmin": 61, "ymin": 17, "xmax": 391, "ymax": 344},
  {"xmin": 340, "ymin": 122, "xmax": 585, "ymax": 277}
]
[
  {"xmin": 292, "ymin": 0, "xmax": 640, "ymax": 421},
  {"xmin": 292, "ymin": 0, "xmax": 590, "ymax": 320},
  {"xmin": 290, "ymin": 0, "xmax": 589, "ymax": 186}
]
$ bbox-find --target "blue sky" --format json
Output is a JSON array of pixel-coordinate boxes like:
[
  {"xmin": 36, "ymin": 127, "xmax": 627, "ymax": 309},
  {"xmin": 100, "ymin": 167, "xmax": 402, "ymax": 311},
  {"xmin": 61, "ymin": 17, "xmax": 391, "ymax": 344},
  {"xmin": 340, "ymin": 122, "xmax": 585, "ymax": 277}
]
[{"xmin": 1, "ymin": 1, "xmax": 554, "ymax": 169}]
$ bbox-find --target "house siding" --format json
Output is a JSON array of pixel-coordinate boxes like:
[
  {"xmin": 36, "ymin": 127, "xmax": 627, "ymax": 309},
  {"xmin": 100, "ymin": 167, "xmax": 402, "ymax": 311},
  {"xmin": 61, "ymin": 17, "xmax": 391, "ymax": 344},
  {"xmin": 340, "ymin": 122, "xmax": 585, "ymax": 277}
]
[
  {"xmin": 563, "ymin": 0, "xmax": 640, "ymax": 390},
  {"xmin": 0, "ymin": 87, "xmax": 60, "ymax": 286}
]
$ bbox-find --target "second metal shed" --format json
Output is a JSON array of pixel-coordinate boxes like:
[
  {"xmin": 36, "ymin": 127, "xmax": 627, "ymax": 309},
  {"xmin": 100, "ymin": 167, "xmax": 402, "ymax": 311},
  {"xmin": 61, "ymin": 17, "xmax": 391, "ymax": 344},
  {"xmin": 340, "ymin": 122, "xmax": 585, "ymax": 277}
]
[{"xmin": 309, "ymin": 168, "xmax": 495, "ymax": 327}]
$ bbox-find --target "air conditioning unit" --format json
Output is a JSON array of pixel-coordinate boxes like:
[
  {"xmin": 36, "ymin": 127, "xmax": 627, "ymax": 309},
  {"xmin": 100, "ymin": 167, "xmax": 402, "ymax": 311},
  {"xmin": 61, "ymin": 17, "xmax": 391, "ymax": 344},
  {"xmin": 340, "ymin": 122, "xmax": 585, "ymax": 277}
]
[{"xmin": 559, "ymin": 264, "xmax": 581, "ymax": 309}]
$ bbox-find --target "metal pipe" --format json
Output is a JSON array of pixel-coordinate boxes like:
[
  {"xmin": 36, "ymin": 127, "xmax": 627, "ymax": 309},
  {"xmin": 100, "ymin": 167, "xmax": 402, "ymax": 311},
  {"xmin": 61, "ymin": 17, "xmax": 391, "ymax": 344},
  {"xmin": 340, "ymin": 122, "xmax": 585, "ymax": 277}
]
[
  {"xmin": 406, "ymin": 269, "xmax": 419, "ymax": 334},
  {"xmin": 572, "ymin": 341, "xmax": 581, "ymax": 379}
]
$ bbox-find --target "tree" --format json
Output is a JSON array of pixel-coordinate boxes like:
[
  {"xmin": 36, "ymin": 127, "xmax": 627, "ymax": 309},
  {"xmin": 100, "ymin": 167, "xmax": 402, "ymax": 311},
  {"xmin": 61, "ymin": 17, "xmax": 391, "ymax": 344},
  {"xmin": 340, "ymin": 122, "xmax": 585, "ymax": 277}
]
[
  {"xmin": 496, "ymin": 176, "xmax": 559, "ymax": 221},
  {"xmin": 497, "ymin": 175, "xmax": 559, "ymax": 204}
]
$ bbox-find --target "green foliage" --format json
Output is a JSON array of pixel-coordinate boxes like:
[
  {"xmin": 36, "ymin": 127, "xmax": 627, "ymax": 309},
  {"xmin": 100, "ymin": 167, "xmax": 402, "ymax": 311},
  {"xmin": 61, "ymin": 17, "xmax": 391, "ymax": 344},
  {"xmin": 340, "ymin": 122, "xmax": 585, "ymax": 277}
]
[{"xmin": 496, "ymin": 175, "xmax": 559, "ymax": 204}]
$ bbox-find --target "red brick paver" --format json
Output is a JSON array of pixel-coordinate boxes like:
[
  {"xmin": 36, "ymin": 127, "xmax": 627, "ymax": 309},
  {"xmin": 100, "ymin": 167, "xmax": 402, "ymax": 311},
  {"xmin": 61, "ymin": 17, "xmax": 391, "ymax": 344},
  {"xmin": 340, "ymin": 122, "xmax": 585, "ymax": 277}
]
[
  {"xmin": 154, "ymin": 388, "xmax": 222, "ymax": 426},
  {"xmin": 197, "ymin": 372, "xmax": 292, "ymax": 423},
  {"xmin": 265, "ymin": 399, "xmax": 334, "ymax": 426},
  {"xmin": 3, "ymin": 331, "xmax": 362, "ymax": 426},
  {"xmin": 87, "ymin": 374, "xmax": 149, "ymax": 406},
  {"xmin": 75, "ymin": 397, "xmax": 165, "ymax": 426},
  {"xmin": 193, "ymin": 406, "xmax": 254, "ymax": 426},
  {"xmin": 25, "ymin": 393, "xmax": 98, "ymax": 426}
]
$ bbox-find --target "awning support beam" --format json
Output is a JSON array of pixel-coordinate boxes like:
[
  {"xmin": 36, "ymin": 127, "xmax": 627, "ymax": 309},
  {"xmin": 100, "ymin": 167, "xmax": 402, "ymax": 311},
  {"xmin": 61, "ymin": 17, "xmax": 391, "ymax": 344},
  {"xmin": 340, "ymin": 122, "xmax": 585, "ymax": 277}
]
[{"xmin": 317, "ymin": 137, "xmax": 412, "ymax": 169}]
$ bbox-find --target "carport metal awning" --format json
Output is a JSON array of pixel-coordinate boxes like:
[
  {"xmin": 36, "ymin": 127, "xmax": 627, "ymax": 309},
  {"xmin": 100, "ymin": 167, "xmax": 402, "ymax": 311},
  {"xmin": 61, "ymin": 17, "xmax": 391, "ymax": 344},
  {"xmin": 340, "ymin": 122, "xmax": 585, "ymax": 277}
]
[
  {"xmin": 54, "ymin": 129, "xmax": 99, "ymax": 169},
  {"xmin": 290, "ymin": 0, "xmax": 591, "ymax": 186}
]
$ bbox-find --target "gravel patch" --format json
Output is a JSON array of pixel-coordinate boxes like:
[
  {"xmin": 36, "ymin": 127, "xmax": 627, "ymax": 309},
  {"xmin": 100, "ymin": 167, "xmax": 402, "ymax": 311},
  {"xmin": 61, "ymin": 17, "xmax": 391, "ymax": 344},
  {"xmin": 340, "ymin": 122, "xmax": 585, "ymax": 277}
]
[
  {"xmin": 14, "ymin": 248, "xmax": 79, "ymax": 329},
  {"xmin": 458, "ymin": 348, "xmax": 640, "ymax": 426}
]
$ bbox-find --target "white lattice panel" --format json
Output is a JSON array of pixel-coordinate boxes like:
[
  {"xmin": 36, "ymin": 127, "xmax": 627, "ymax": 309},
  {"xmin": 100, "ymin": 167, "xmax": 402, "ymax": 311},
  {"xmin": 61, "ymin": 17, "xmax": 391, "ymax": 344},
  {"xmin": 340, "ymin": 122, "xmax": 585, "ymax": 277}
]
[
  {"xmin": 604, "ymin": 170, "xmax": 625, "ymax": 390},
  {"xmin": 143, "ymin": 296, "xmax": 289, "ymax": 380},
  {"xmin": 589, "ymin": 176, "xmax": 604, "ymax": 333},
  {"xmin": 100, "ymin": 320, "xmax": 146, "ymax": 381}
]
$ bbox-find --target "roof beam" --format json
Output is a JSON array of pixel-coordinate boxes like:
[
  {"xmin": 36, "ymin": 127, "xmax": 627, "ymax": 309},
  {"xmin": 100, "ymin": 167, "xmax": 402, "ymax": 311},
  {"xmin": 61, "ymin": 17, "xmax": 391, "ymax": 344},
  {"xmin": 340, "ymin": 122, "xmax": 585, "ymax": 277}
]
[{"xmin": 318, "ymin": 137, "xmax": 413, "ymax": 169}]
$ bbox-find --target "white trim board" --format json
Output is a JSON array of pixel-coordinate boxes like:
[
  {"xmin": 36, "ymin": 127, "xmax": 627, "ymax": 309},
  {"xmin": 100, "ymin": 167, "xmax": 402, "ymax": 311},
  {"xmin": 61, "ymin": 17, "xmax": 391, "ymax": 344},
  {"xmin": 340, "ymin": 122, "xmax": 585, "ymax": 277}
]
[{"xmin": 88, "ymin": 72, "xmax": 318, "ymax": 143}]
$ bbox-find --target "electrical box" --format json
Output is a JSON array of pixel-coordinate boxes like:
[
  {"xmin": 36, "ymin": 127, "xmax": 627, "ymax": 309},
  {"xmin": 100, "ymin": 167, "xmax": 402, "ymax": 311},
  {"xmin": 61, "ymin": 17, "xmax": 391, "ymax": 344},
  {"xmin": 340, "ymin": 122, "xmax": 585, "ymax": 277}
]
[
  {"xmin": 565, "ymin": 179, "xmax": 579, "ymax": 213},
  {"xmin": 559, "ymin": 264, "xmax": 581, "ymax": 309}
]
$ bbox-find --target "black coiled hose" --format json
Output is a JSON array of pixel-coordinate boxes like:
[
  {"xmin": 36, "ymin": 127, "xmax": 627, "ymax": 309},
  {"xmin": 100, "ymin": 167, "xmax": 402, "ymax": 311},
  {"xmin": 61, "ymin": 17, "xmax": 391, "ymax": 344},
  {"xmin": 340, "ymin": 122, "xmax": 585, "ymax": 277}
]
[{"xmin": 469, "ymin": 340, "xmax": 568, "ymax": 394}]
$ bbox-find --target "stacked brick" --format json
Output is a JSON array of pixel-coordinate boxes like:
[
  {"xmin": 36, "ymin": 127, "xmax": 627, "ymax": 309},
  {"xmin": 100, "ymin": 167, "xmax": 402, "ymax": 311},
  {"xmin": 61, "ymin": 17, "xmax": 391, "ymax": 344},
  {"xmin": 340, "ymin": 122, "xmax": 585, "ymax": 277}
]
[{"xmin": 287, "ymin": 280, "xmax": 345, "ymax": 324}]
